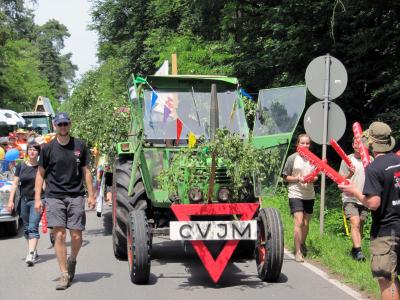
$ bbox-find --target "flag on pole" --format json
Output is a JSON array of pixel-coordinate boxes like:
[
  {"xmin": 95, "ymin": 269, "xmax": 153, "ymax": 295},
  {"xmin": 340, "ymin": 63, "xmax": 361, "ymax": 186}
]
[{"xmin": 188, "ymin": 132, "xmax": 197, "ymax": 148}]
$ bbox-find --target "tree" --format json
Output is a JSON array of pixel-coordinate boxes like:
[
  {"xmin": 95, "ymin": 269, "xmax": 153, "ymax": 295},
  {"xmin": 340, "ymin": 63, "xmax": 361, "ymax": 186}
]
[
  {"xmin": 35, "ymin": 19, "xmax": 77, "ymax": 99},
  {"xmin": 0, "ymin": 39, "xmax": 53, "ymax": 111}
]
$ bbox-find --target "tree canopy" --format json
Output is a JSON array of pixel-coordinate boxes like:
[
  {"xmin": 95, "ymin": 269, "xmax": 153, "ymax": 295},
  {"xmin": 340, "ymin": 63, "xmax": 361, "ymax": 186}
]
[
  {"xmin": 86, "ymin": 0, "xmax": 399, "ymax": 150},
  {"xmin": 0, "ymin": 0, "xmax": 76, "ymax": 111}
]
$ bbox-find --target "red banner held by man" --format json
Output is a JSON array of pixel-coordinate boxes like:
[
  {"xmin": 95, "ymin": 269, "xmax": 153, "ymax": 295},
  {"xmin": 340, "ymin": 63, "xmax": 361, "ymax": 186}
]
[{"xmin": 352, "ymin": 122, "xmax": 371, "ymax": 168}]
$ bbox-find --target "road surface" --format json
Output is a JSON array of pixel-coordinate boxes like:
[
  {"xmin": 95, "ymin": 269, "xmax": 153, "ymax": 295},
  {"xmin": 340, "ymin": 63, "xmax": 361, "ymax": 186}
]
[{"xmin": 0, "ymin": 207, "xmax": 364, "ymax": 300}]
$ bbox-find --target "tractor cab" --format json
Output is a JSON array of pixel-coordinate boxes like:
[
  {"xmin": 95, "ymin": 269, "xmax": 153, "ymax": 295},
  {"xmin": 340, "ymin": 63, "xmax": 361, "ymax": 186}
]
[{"xmin": 139, "ymin": 75, "xmax": 249, "ymax": 145}]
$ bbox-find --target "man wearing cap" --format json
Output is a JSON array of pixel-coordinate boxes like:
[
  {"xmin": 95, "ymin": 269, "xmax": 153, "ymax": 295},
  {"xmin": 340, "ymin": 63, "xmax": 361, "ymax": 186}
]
[
  {"xmin": 34, "ymin": 112, "xmax": 95, "ymax": 290},
  {"xmin": 339, "ymin": 121, "xmax": 400, "ymax": 300}
]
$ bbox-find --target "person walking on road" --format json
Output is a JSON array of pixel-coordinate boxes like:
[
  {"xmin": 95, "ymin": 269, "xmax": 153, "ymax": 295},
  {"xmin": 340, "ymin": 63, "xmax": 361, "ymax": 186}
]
[
  {"xmin": 7, "ymin": 142, "xmax": 42, "ymax": 266},
  {"xmin": 339, "ymin": 121, "xmax": 399, "ymax": 300},
  {"xmin": 339, "ymin": 138, "xmax": 369, "ymax": 261},
  {"xmin": 34, "ymin": 112, "xmax": 95, "ymax": 290},
  {"xmin": 282, "ymin": 134, "xmax": 318, "ymax": 263}
]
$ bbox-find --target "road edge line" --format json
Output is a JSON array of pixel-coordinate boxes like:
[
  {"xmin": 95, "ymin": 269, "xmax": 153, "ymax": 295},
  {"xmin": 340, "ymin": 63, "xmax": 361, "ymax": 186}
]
[{"xmin": 284, "ymin": 249, "xmax": 366, "ymax": 300}]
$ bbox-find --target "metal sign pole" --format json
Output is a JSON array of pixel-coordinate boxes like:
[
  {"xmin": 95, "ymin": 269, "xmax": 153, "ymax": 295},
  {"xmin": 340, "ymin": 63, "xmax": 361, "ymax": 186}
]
[{"xmin": 320, "ymin": 54, "xmax": 331, "ymax": 235}]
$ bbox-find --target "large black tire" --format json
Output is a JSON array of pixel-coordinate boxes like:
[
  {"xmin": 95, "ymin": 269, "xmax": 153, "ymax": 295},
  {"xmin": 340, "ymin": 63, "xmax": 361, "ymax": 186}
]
[
  {"xmin": 112, "ymin": 157, "xmax": 147, "ymax": 259},
  {"xmin": 127, "ymin": 210, "xmax": 151, "ymax": 284},
  {"xmin": 256, "ymin": 207, "xmax": 284, "ymax": 282}
]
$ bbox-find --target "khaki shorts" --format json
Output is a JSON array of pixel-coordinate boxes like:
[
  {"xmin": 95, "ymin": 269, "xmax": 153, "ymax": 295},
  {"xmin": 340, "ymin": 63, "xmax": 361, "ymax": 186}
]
[
  {"xmin": 46, "ymin": 196, "xmax": 86, "ymax": 231},
  {"xmin": 370, "ymin": 236, "xmax": 400, "ymax": 280},
  {"xmin": 343, "ymin": 202, "xmax": 369, "ymax": 221}
]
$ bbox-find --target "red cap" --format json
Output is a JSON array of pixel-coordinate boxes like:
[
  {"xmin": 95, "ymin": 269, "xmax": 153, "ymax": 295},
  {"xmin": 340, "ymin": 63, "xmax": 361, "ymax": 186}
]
[{"xmin": 8, "ymin": 132, "xmax": 16, "ymax": 138}]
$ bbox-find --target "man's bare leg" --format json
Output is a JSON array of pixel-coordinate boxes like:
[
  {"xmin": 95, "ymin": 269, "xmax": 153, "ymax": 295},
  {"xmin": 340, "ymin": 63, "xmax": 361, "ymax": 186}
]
[
  {"xmin": 53, "ymin": 227, "xmax": 67, "ymax": 272},
  {"xmin": 69, "ymin": 229, "xmax": 83, "ymax": 260},
  {"xmin": 379, "ymin": 278, "xmax": 399, "ymax": 300}
]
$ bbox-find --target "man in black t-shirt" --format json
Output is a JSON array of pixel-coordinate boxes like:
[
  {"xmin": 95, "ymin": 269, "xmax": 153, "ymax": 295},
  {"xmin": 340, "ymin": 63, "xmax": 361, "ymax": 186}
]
[
  {"xmin": 339, "ymin": 121, "xmax": 400, "ymax": 300},
  {"xmin": 34, "ymin": 112, "xmax": 95, "ymax": 290}
]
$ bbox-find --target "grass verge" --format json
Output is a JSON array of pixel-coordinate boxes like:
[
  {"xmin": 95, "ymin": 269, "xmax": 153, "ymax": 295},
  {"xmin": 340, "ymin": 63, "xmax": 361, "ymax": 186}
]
[{"xmin": 263, "ymin": 188, "xmax": 379, "ymax": 298}]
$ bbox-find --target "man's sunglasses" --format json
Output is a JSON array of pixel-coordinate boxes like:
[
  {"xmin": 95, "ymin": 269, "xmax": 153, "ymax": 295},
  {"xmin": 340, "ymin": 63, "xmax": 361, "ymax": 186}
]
[{"xmin": 57, "ymin": 122, "xmax": 70, "ymax": 127}]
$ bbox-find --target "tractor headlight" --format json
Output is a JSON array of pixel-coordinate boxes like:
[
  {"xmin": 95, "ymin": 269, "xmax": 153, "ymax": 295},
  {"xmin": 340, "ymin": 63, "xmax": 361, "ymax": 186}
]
[
  {"xmin": 218, "ymin": 187, "xmax": 230, "ymax": 202},
  {"xmin": 189, "ymin": 188, "xmax": 203, "ymax": 203}
]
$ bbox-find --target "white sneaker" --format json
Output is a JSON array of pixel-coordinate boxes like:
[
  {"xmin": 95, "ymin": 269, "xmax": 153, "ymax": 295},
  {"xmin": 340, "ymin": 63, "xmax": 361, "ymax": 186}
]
[{"xmin": 25, "ymin": 251, "xmax": 37, "ymax": 266}]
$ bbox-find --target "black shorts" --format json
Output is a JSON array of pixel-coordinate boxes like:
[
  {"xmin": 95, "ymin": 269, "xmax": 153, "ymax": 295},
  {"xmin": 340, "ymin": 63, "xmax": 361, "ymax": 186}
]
[{"xmin": 289, "ymin": 198, "xmax": 315, "ymax": 215}]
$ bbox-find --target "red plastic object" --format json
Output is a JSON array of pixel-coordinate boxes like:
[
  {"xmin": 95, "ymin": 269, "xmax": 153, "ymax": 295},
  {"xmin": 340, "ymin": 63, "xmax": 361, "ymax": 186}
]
[
  {"xmin": 41, "ymin": 207, "xmax": 48, "ymax": 234},
  {"xmin": 352, "ymin": 122, "xmax": 371, "ymax": 168},
  {"xmin": 330, "ymin": 138, "xmax": 354, "ymax": 170},
  {"xmin": 297, "ymin": 146, "xmax": 347, "ymax": 185},
  {"xmin": 303, "ymin": 168, "xmax": 320, "ymax": 183},
  {"xmin": 171, "ymin": 203, "xmax": 259, "ymax": 283}
]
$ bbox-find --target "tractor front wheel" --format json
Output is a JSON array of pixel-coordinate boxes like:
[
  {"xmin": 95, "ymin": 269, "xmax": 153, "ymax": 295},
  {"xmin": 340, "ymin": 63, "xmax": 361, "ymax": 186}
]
[
  {"xmin": 127, "ymin": 210, "xmax": 151, "ymax": 284},
  {"xmin": 256, "ymin": 207, "xmax": 284, "ymax": 282}
]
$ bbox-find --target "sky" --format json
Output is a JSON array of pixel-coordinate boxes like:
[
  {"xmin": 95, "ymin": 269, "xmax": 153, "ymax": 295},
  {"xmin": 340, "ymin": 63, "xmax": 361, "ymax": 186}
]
[{"xmin": 26, "ymin": 0, "xmax": 98, "ymax": 79}]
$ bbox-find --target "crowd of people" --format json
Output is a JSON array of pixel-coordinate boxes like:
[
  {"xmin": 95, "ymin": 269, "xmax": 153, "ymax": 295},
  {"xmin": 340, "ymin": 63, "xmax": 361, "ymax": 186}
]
[
  {"xmin": 4, "ymin": 112, "xmax": 95, "ymax": 290},
  {"xmin": 284, "ymin": 121, "xmax": 400, "ymax": 300}
]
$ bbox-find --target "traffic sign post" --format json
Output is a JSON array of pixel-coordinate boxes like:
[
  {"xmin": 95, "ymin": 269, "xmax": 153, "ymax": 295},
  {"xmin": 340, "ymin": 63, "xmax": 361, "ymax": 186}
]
[
  {"xmin": 303, "ymin": 101, "xmax": 346, "ymax": 145},
  {"xmin": 305, "ymin": 54, "xmax": 348, "ymax": 234}
]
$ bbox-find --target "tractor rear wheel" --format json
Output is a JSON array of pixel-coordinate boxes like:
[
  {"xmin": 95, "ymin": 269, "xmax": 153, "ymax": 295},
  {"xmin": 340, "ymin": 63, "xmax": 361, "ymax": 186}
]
[
  {"xmin": 256, "ymin": 207, "xmax": 284, "ymax": 282},
  {"xmin": 112, "ymin": 157, "xmax": 148, "ymax": 259},
  {"xmin": 127, "ymin": 210, "xmax": 151, "ymax": 284}
]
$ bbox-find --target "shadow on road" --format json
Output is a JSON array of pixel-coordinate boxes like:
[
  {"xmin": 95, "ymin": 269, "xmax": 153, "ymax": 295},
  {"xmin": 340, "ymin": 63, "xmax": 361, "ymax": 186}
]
[
  {"xmin": 70, "ymin": 272, "xmax": 112, "ymax": 283},
  {"xmin": 151, "ymin": 239, "xmax": 289, "ymax": 288},
  {"xmin": 34, "ymin": 253, "xmax": 56, "ymax": 264}
]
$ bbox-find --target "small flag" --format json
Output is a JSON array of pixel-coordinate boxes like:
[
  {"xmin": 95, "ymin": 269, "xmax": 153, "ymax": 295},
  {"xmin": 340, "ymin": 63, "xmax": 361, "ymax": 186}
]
[
  {"xmin": 128, "ymin": 86, "xmax": 137, "ymax": 101},
  {"xmin": 134, "ymin": 76, "xmax": 147, "ymax": 84},
  {"xmin": 163, "ymin": 106, "xmax": 171, "ymax": 123},
  {"xmin": 230, "ymin": 101, "xmax": 237, "ymax": 121},
  {"xmin": 151, "ymin": 91, "xmax": 158, "ymax": 109},
  {"xmin": 238, "ymin": 96, "xmax": 244, "ymax": 109},
  {"xmin": 239, "ymin": 88, "xmax": 253, "ymax": 100},
  {"xmin": 176, "ymin": 118, "xmax": 183, "ymax": 144},
  {"xmin": 188, "ymin": 132, "xmax": 197, "ymax": 148}
]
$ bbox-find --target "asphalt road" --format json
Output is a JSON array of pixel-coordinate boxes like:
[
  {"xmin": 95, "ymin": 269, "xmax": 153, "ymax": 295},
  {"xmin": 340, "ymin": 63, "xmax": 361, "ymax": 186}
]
[{"xmin": 0, "ymin": 207, "xmax": 363, "ymax": 300}]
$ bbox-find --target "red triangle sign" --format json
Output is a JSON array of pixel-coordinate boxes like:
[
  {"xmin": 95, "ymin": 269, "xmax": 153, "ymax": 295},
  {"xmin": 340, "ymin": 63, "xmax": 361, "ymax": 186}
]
[{"xmin": 171, "ymin": 203, "xmax": 259, "ymax": 283}]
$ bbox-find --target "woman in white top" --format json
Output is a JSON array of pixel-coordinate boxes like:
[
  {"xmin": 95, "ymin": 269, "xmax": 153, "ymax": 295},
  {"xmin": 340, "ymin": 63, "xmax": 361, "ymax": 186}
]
[{"xmin": 282, "ymin": 134, "xmax": 318, "ymax": 262}]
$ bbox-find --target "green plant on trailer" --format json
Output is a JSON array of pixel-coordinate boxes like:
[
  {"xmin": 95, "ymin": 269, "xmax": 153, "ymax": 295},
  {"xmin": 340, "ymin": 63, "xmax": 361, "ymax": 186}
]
[{"xmin": 111, "ymin": 73, "xmax": 306, "ymax": 284}]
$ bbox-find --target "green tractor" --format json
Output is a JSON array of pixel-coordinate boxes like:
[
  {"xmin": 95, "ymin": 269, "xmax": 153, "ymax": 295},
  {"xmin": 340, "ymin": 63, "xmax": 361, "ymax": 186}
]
[{"xmin": 111, "ymin": 74, "xmax": 306, "ymax": 284}]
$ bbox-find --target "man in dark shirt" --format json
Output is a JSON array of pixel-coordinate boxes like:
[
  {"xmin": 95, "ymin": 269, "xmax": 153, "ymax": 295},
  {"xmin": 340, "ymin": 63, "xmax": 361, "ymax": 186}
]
[
  {"xmin": 34, "ymin": 112, "xmax": 95, "ymax": 290},
  {"xmin": 339, "ymin": 121, "xmax": 400, "ymax": 300}
]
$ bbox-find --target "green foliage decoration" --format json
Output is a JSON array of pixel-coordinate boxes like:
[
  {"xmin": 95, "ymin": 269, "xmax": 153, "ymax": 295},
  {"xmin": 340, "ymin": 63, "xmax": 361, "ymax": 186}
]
[{"xmin": 158, "ymin": 128, "xmax": 281, "ymax": 200}]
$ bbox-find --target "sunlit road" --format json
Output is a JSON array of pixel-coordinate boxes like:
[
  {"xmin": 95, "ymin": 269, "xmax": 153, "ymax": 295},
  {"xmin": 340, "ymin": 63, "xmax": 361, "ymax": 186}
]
[{"xmin": 0, "ymin": 207, "xmax": 362, "ymax": 300}]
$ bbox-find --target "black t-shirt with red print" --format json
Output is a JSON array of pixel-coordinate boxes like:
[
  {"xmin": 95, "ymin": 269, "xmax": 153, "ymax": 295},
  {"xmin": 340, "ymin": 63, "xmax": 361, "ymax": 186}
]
[
  {"xmin": 39, "ymin": 137, "xmax": 89, "ymax": 199},
  {"xmin": 363, "ymin": 153, "xmax": 400, "ymax": 238}
]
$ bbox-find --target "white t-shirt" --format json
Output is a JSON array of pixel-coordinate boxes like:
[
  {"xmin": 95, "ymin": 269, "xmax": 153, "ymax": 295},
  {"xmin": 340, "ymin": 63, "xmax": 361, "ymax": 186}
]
[
  {"xmin": 282, "ymin": 153, "xmax": 315, "ymax": 200},
  {"xmin": 339, "ymin": 154, "xmax": 365, "ymax": 204}
]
